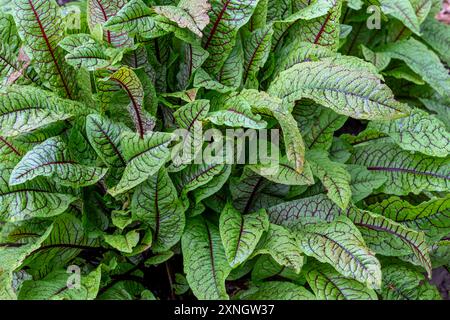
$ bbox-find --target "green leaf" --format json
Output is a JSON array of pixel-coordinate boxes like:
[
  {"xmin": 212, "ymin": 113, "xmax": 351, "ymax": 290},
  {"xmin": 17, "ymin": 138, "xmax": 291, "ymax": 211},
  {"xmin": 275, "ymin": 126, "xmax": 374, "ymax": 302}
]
[
  {"xmin": 275, "ymin": 111, "xmax": 306, "ymax": 173},
  {"xmin": 171, "ymin": 99, "xmax": 210, "ymax": 170},
  {"xmin": 360, "ymin": 44, "xmax": 391, "ymax": 72},
  {"xmin": 174, "ymin": 162, "xmax": 226, "ymax": 196},
  {"xmin": 381, "ymin": 263, "xmax": 441, "ymax": 300},
  {"xmin": 85, "ymin": 114, "xmax": 128, "ymax": 169},
  {"xmin": 65, "ymin": 42, "xmax": 112, "ymax": 71},
  {"xmin": 104, "ymin": 230, "xmax": 140, "ymax": 254},
  {"xmin": 273, "ymin": 41, "xmax": 334, "ymax": 78},
  {"xmin": 238, "ymin": 281, "xmax": 316, "ymax": 300},
  {"xmin": 268, "ymin": 56, "xmax": 411, "ymax": 120},
  {"xmin": 0, "ymin": 225, "xmax": 52, "ymax": 299},
  {"xmin": 381, "ymin": 38, "xmax": 450, "ymax": 97},
  {"xmin": 350, "ymin": 142, "xmax": 449, "ymax": 195},
  {"xmin": 290, "ymin": 0, "xmax": 343, "ymax": 51},
  {"xmin": 248, "ymin": 157, "xmax": 315, "ymax": 186},
  {"xmin": 368, "ymin": 109, "xmax": 450, "ymax": 158},
  {"xmin": 293, "ymin": 102, "xmax": 347, "ymax": 150},
  {"xmin": 154, "ymin": 0, "xmax": 210, "ymax": 37},
  {"xmin": 216, "ymin": 38, "xmax": 244, "ymax": 89},
  {"xmin": 103, "ymin": 0, "xmax": 166, "ymax": 39},
  {"xmin": 251, "ymin": 223, "xmax": 304, "ymax": 273},
  {"xmin": 24, "ymin": 214, "xmax": 97, "ymax": 278},
  {"xmin": 296, "ymin": 216, "xmax": 382, "ymax": 289},
  {"xmin": 108, "ymin": 131, "xmax": 173, "ymax": 196},
  {"xmin": 177, "ymin": 43, "xmax": 209, "ymax": 90},
  {"xmin": 242, "ymin": 25, "xmax": 273, "ymax": 87},
  {"xmin": 421, "ymin": 16, "xmax": 450, "ymax": 65},
  {"xmin": 305, "ymin": 261, "xmax": 378, "ymax": 300},
  {"xmin": 0, "ymin": 161, "xmax": 76, "ymax": 222},
  {"xmin": 202, "ymin": 0, "xmax": 260, "ymax": 75},
  {"xmin": 207, "ymin": 95, "xmax": 267, "ymax": 129},
  {"xmin": 379, "ymin": 0, "xmax": 421, "ymax": 35},
  {"xmin": 369, "ymin": 196, "xmax": 450, "ymax": 242},
  {"xmin": 13, "ymin": 0, "xmax": 78, "ymax": 99},
  {"xmin": 229, "ymin": 167, "xmax": 285, "ymax": 213},
  {"xmin": 193, "ymin": 68, "xmax": 234, "ymax": 93},
  {"xmin": 107, "ymin": 66, "xmax": 154, "ymax": 138},
  {"xmin": 181, "ymin": 217, "xmax": 232, "ymax": 300},
  {"xmin": 268, "ymin": 194, "xmax": 433, "ymax": 276},
  {"xmin": 87, "ymin": 0, "xmax": 132, "ymax": 47},
  {"xmin": 18, "ymin": 267, "xmax": 101, "ymax": 300},
  {"xmin": 9, "ymin": 137, "xmax": 107, "ymax": 188},
  {"xmin": 346, "ymin": 164, "xmax": 387, "ymax": 203},
  {"xmin": 219, "ymin": 203, "xmax": 269, "ymax": 267},
  {"xmin": 132, "ymin": 168, "xmax": 186, "ymax": 252},
  {"xmin": 307, "ymin": 149, "xmax": 352, "ymax": 209},
  {"xmin": 0, "ymin": 85, "xmax": 88, "ymax": 138}
]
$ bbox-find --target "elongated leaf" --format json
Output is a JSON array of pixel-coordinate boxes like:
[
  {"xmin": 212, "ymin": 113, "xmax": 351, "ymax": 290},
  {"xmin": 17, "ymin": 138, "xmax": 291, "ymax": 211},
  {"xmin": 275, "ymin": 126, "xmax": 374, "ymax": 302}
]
[
  {"xmin": 0, "ymin": 86, "xmax": 87, "ymax": 137},
  {"xmin": 0, "ymin": 162, "xmax": 76, "ymax": 222},
  {"xmin": 171, "ymin": 99, "xmax": 210, "ymax": 170},
  {"xmin": 109, "ymin": 131, "xmax": 173, "ymax": 196},
  {"xmin": 305, "ymin": 261, "xmax": 378, "ymax": 300},
  {"xmin": 181, "ymin": 217, "xmax": 232, "ymax": 300},
  {"xmin": 229, "ymin": 167, "xmax": 281, "ymax": 213},
  {"xmin": 268, "ymin": 57, "xmax": 411, "ymax": 120},
  {"xmin": 268, "ymin": 194, "xmax": 431, "ymax": 275},
  {"xmin": 18, "ymin": 267, "xmax": 101, "ymax": 300},
  {"xmin": 249, "ymin": 157, "xmax": 314, "ymax": 186},
  {"xmin": 380, "ymin": 0, "xmax": 421, "ymax": 35},
  {"xmin": 9, "ymin": 137, "xmax": 107, "ymax": 188},
  {"xmin": 154, "ymin": 0, "xmax": 210, "ymax": 37},
  {"xmin": 103, "ymin": 0, "xmax": 166, "ymax": 39},
  {"xmin": 87, "ymin": 0, "xmax": 132, "ymax": 47},
  {"xmin": 242, "ymin": 25, "xmax": 273, "ymax": 86},
  {"xmin": 290, "ymin": 0, "xmax": 342, "ymax": 51},
  {"xmin": 0, "ymin": 225, "xmax": 52, "ymax": 299},
  {"xmin": 85, "ymin": 114, "xmax": 128, "ymax": 169},
  {"xmin": 107, "ymin": 67, "xmax": 153, "ymax": 138},
  {"xmin": 219, "ymin": 204, "xmax": 269, "ymax": 267},
  {"xmin": 369, "ymin": 196, "xmax": 450, "ymax": 242},
  {"xmin": 65, "ymin": 43, "xmax": 111, "ymax": 71},
  {"xmin": 193, "ymin": 68, "xmax": 234, "ymax": 93},
  {"xmin": 252, "ymin": 223, "xmax": 304, "ymax": 273},
  {"xmin": 104, "ymin": 230, "xmax": 140, "ymax": 253},
  {"xmin": 275, "ymin": 111, "xmax": 305, "ymax": 173},
  {"xmin": 216, "ymin": 37, "xmax": 244, "ymax": 89},
  {"xmin": 368, "ymin": 109, "xmax": 450, "ymax": 158},
  {"xmin": 346, "ymin": 164, "xmax": 387, "ymax": 203},
  {"xmin": 421, "ymin": 16, "xmax": 450, "ymax": 65},
  {"xmin": 207, "ymin": 95, "xmax": 267, "ymax": 129},
  {"xmin": 177, "ymin": 43, "xmax": 209, "ymax": 90},
  {"xmin": 381, "ymin": 38, "xmax": 450, "ymax": 97},
  {"xmin": 297, "ymin": 216, "xmax": 382, "ymax": 288},
  {"xmin": 307, "ymin": 149, "xmax": 352, "ymax": 210},
  {"xmin": 132, "ymin": 168, "xmax": 186, "ymax": 252},
  {"xmin": 174, "ymin": 162, "xmax": 226, "ymax": 197},
  {"xmin": 23, "ymin": 214, "xmax": 98, "ymax": 278},
  {"xmin": 13, "ymin": 0, "xmax": 78, "ymax": 99},
  {"xmin": 202, "ymin": 0, "xmax": 259, "ymax": 75},
  {"xmin": 381, "ymin": 263, "xmax": 441, "ymax": 300},
  {"xmin": 293, "ymin": 103, "xmax": 347, "ymax": 150},
  {"xmin": 350, "ymin": 142, "xmax": 449, "ymax": 195},
  {"xmin": 238, "ymin": 281, "xmax": 315, "ymax": 300}
]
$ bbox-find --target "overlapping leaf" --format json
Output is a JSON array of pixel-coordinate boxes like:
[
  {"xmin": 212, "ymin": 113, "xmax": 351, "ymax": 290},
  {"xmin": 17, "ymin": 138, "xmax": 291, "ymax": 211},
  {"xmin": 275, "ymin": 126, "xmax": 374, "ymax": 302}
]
[
  {"xmin": 219, "ymin": 204, "xmax": 269, "ymax": 267},
  {"xmin": 9, "ymin": 137, "xmax": 107, "ymax": 188},
  {"xmin": 268, "ymin": 57, "xmax": 411, "ymax": 120},
  {"xmin": 181, "ymin": 217, "xmax": 232, "ymax": 300}
]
